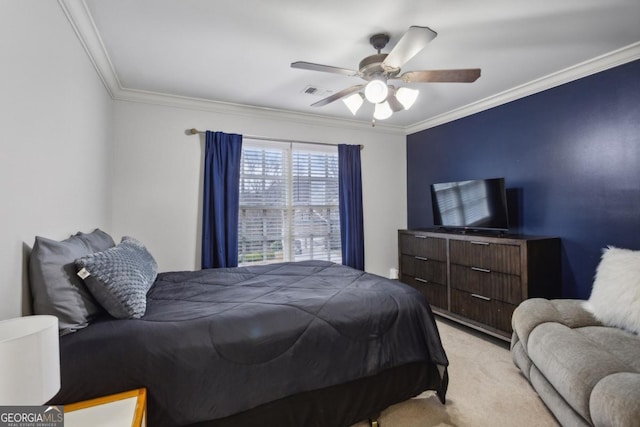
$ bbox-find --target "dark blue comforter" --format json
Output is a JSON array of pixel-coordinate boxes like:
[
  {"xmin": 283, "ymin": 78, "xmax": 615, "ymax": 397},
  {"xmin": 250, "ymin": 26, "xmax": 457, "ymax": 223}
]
[{"xmin": 53, "ymin": 261, "xmax": 448, "ymax": 426}]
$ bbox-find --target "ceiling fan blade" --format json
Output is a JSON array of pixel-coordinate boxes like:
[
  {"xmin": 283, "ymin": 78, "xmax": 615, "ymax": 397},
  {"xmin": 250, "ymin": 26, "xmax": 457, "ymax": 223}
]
[
  {"xmin": 382, "ymin": 26, "xmax": 437, "ymax": 70},
  {"xmin": 387, "ymin": 94, "xmax": 405, "ymax": 113},
  {"xmin": 311, "ymin": 84, "xmax": 364, "ymax": 107},
  {"xmin": 291, "ymin": 61, "xmax": 359, "ymax": 77},
  {"xmin": 398, "ymin": 69, "xmax": 481, "ymax": 83}
]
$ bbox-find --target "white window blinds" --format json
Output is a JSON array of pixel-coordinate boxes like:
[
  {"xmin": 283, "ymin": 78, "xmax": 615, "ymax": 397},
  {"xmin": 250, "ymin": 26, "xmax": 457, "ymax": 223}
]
[{"xmin": 238, "ymin": 140, "xmax": 341, "ymax": 266}]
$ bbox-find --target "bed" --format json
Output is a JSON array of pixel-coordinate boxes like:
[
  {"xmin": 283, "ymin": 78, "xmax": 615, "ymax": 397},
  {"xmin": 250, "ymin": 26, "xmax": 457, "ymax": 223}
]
[{"xmin": 32, "ymin": 232, "xmax": 448, "ymax": 426}]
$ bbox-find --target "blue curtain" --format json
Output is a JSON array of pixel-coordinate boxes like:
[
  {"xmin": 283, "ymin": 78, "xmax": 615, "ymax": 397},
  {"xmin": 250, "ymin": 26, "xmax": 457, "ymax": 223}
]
[
  {"xmin": 338, "ymin": 144, "xmax": 364, "ymax": 270},
  {"xmin": 201, "ymin": 131, "xmax": 243, "ymax": 268}
]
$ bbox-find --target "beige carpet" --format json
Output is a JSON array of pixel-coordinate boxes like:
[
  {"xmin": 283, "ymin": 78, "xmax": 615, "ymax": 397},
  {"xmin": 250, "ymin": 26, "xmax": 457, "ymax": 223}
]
[{"xmin": 352, "ymin": 318, "xmax": 559, "ymax": 427}]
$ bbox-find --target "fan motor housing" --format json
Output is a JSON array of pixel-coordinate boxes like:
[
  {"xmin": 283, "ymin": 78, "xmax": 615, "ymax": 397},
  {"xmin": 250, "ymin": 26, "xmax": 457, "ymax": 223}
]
[{"xmin": 359, "ymin": 54, "xmax": 400, "ymax": 80}]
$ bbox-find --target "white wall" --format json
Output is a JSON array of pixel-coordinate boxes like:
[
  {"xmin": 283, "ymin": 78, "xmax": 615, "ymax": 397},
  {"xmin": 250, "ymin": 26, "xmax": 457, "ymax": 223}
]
[
  {"xmin": 0, "ymin": 2, "xmax": 407, "ymax": 321},
  {"xmin": 111, "ymin": 100, "xmax": 407, "ymax": 277},
  {"xmin": 0, "ymin": 2, "xmax": 113, "ymax": 319}
]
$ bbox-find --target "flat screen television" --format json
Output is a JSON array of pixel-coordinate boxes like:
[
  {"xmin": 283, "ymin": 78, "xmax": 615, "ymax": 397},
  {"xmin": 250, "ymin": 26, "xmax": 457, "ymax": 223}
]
[{"xmin": 430, "ymin": 178, "xmax": 509, "ymax": 231}]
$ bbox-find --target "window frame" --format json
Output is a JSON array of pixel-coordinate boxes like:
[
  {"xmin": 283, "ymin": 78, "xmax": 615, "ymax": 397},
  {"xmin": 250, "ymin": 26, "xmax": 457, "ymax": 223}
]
[{"xmin": 237, "ymin": 139, "xmax": 341, "ymax": 266}]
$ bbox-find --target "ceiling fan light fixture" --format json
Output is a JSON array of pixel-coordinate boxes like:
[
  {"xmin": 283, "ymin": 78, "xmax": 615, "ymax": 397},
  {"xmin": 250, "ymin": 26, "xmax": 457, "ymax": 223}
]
[
  {"xmin": 373, "ymin": 101, "xmax": 393, "ymax": 120},
  {"xmin": 395, "ymin": 87, "xmax": 419, "ymax": 110},
  {"xmin": 342, "ymin": 93, "xmax": 364, "ymax": 115},
  {"xmin": 364, "ymin": 79, "xmax": 388, "ymax": 104},
  {"xmin": 292, "ymin": 26, "xmax": 481, "ymax": 124}
]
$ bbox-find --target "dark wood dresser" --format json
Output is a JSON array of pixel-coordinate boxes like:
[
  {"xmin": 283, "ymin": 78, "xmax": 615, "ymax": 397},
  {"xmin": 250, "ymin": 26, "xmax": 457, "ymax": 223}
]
[{"xmin": 398, "ymin": 229, "xmax": 561, "ymax": 341}]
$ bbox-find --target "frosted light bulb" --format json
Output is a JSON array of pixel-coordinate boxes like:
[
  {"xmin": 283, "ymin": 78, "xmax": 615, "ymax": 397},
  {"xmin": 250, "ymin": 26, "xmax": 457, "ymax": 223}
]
[
  {"xmin": 395, "ymin": 87, "xmax": 419, "ymax": 110},
  {"xmin": 373, "ymin": 101, "xmax": 393, "ymax": 120},
  {"xmin": 342, "ymin": 93, "xmax": 364, "ymax": 115},
  {"xmin": 364, "ymin": 80, "xmax": 388, "ymax": 104}
]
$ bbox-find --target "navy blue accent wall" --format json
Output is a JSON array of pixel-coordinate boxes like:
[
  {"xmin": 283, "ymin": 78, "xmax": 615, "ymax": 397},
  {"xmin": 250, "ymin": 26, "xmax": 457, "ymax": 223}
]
[{"xmin": 407, "ymin": 59, "xmax": 640, "ymax": 299}]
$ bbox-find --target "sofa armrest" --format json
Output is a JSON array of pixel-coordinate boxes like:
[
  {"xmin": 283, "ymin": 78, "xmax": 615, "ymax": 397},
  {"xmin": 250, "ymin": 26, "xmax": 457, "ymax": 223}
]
[
  {"xmin": 511, "ymin": 298, "xmax": 601, "ymax": 352},
  {"xmin": 590, "ymin": 372, "xmax": 640, "ymax": 427}
]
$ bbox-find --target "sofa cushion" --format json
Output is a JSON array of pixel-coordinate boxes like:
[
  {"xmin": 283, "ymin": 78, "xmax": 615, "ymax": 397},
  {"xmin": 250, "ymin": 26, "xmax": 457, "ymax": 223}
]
[
  {"xmin": 529, "ymin": 365, "xmax": 590, "ymax": 427},
  {"xmin": 511, "ymin": 298, "xmax": 600, "ymax": 353},
  {"xmin": 510, "ymin": 334, "xmax": 533, "ymax": 382},
  {"xmin": 584, "ymin": 246, "xmax": 640, "ymax": 334},
  {"xmin": 527, "ymin": 322, "xmax": 631, "ymax": 424},
  {"xmin": 578, "ymin": 326, "xmax": 640, "ymax": 371},
  {"xmin": 590, "ymin": 372, "xmax": 640, "ymax": 427}
]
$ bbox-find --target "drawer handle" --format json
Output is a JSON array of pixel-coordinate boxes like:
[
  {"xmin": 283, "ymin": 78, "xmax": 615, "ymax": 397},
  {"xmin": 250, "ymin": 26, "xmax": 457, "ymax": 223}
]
[
  {"xmin": 470, "ymin": 241, "xmax": 490, "ymax": 246},
  {"xmin": 415, "ymin": 278, "xmax": 429, "ymax": 283},
  {"xmin": 414, "ymin": 235, "xmax": 427, "ymax": 239},
  {"xmin": 471, "ymin": 266, "xmax": 491, "ymax": 273},
  {"xmin": 471, "ymin": 293, "xmax": 491, "ymax": 301},
  {"xmin": 415, "ymin": 256, "xmax": 428, "ymax": 261}
]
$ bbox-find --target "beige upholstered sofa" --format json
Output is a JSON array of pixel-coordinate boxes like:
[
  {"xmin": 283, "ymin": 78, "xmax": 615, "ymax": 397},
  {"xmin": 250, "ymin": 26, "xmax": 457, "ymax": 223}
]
[{"xmin": 511, "ymin": 298, "xmax": 640, "ymax": 427}]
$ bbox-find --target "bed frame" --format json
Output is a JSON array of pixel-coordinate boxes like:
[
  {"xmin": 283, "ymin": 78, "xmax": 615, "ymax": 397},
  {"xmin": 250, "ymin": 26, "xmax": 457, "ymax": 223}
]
[{"xmin": 190, "ymin": 362, "xmax": 446, "ymax": 427}]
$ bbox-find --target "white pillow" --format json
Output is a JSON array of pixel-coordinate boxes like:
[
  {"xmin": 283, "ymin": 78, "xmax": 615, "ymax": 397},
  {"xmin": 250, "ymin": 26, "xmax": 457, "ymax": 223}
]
[{"xmin": 584, "ymin": 246, "xmax": 640, "ymax": 334}]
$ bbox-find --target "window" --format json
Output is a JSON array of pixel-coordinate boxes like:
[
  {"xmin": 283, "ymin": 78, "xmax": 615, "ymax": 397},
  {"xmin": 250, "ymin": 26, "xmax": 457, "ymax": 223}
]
[{"xmin": 238, "ymin": 140, "xmax": 341, "ymax": 266}]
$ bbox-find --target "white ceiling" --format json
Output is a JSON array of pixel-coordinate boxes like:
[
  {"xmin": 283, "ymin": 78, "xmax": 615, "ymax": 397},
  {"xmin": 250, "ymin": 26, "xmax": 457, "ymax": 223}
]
[{"xmin": 73, "ymin": 0, "xmax": 640, "ymax": 131}]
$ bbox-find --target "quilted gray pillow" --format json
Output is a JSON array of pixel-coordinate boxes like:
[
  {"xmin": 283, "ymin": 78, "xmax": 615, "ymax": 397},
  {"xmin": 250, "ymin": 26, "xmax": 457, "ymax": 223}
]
[{"xmin": 75, "ymin": 237, "xmax": 157, "ymax": 319}]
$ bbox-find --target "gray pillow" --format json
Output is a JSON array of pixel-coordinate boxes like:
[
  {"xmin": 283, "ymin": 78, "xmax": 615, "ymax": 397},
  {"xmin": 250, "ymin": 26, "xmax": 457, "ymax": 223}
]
[
  {"xmin": 29, "ymin": 229, "xmax": 115, "ymax": 335},
  {"xmin": 75, "ymin": 237, "xmax": 157, "ymax": 319},
  {"xmin": 76, "ymin": 229, "xmax": 117, "ymax": 252}
]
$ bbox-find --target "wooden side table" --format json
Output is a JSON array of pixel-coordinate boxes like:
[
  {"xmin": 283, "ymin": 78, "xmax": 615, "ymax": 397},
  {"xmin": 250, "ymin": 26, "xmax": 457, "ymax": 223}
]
[{"xmin": 64, "ymin": 388, "xmax": 146, "ymax": 427}]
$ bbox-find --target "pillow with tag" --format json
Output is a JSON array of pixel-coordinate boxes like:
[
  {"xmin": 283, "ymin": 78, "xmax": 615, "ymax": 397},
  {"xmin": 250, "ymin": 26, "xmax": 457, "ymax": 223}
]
[
  {"xmin": 75, "ymin": 237, "xmax": 157, "ymax": 319},
  {"xmin": 29, "ymin": 229, "xmax": 115, "ymax": 335}
]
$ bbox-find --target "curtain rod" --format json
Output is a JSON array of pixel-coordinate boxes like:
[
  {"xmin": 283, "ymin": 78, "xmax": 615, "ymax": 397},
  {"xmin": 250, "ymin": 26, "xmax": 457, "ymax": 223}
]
[{"xmin": 188, "ymin": 128, "xmax": 363, "ymax": 150}]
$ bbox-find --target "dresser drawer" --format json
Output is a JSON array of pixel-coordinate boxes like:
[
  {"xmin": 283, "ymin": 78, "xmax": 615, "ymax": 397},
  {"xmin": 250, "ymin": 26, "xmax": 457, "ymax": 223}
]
[
  {"xmin": 449, "ymin": 239, "xmax": 520, "ymax": 275},
  {"xmin": 450, "ymin": 289, "xmax": 516, "ymax": 333},
  {"xmin": 399, "ymin": 229, "xmax": 561, "ymax": 342},
  {"xmin": 401, "ymin": 275, "xmax": 447, "ymax": 310},
  {"xmin": 400, "ymin": 255, "xmax": 446, "ymax": 284},
  {"xmin": 450, "ymin": 264, "xmax": 522, "ymax": 304},
  {"xmin": 399, "ymin": 233, "xmax": 447, "ymax": 261}
]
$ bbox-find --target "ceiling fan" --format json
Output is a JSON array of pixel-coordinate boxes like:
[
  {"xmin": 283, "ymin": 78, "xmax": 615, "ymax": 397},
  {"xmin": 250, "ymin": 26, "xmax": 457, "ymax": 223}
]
[{"xmin": 291, "ymin": 26, "xmax": 481, "ymax": 121}]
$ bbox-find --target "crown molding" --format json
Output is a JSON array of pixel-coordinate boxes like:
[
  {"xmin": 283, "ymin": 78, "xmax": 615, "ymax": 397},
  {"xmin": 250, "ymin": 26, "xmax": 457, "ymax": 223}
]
[
  {"xmin": 60, "ymin": 0, "xmax": 639, "ymax": 137},
  {"xmin": 405, "ymin": 41, "xmax": 640, "ymax": 135},
  {"xmin": 58, "ymin": 0, "xmax": 122, "ymax": 97},
  {"xmin": 114, "ymin": 87, "xmax": 405, "ymax": 135},
  {"xmin": 57, "ymin": 0, "xmax": 403, "ymax": 135}
]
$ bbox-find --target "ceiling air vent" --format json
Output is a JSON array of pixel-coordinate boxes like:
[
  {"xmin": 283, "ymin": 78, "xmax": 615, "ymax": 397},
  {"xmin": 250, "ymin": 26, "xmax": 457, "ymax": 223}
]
[{"xmin": 301, "ymin": 85, "xmax": 332, "ymax": 97}]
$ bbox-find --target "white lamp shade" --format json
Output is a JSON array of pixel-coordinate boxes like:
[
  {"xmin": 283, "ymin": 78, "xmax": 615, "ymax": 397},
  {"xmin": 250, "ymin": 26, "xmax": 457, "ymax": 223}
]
[
  {"xmin": 395, "ymin": 87, "xmax": 419, "ymax": 110},
  {"xmin": 373, "ymin": 101, "xmax": 393, "ymax": 120},
  {"xmin": 0, "ymin": 315, "xmax": 60, "ymax": 405},
  {"xmin": 342, "ymin": 93, "xmax": 363, "ymax": 115},
  {"xmin": 364, "ymin": 80, "xmax": 388, "ymax": 104}
]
